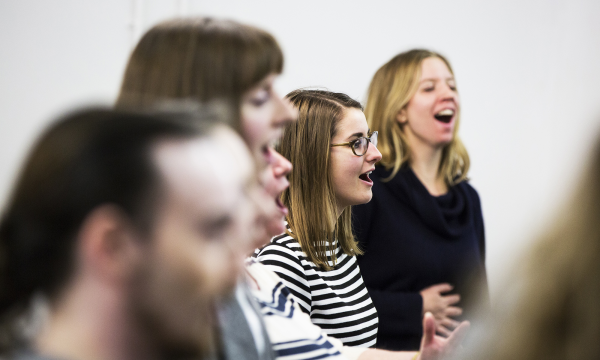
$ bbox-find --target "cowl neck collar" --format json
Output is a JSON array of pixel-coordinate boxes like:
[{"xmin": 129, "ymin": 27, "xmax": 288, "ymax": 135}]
[{"xmin": 374, "ymin": 165, "xmax": 473, "ymax": 239}]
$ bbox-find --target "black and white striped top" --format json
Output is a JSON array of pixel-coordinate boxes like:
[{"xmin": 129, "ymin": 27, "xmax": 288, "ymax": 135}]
[{"xmin": 253, "ymin": 231, "xmax": 378, "ymax": 348}]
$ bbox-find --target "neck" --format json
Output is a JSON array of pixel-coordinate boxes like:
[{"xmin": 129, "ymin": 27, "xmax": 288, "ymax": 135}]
[
  {"xmin": 36, "ymin": 276, "xmax": 157, "ymax": 360},
  {"xmin": 407, "ymin": 138, "xmax": 447, "ymax": 196},
  {"xmin": 335, "ymin": 204, "xmax": 347, "ymax": 222}
]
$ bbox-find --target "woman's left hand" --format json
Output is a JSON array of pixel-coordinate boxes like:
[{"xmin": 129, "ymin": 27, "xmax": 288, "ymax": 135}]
[{"xmin": 418, "ymin": 312, "xmax": 470, "ymax": 360}]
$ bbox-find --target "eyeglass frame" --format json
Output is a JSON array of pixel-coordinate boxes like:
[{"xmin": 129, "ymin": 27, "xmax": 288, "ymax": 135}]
[{"xmin": 330, "ymin": 131, "xmax": 378, "ymax": 156}]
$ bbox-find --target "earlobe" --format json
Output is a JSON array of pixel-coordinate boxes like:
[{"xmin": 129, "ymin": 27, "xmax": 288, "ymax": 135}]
[
  {"xmin": 396, "ymin": 110, "xmax": 408, "ymax": 124},
  {"xmin": 77, "ymin": 205, "xmax": 142, "ymax": 284}
]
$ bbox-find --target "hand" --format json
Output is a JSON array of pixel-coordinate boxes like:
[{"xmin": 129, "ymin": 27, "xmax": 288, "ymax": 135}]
[
  {"xmin": 420, "ymin": 283, "xmax": 462, "ymax": 336},
  {"xmin": 418, "ymin": 312, "xmax": 469, "ymax": 360}
]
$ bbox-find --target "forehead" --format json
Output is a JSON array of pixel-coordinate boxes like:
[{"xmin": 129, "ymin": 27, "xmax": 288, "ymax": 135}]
[
  {"xmin": 152, "ymin": 128, "xmax": 254, "ymax": 210},
  {"xmin": 335, "ymin": 108, "xmax": 368, "ymax": 137},
  {"xmin": 420, "ymin": 57, "xmax": 453, "ymax": 79}
]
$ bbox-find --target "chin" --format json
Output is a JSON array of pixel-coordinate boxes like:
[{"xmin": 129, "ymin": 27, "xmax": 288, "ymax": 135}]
[
  {"xmin": 266, "ymin": 218, "xmax": 286, "ymax": 237},
  {"xmin": 350, "ymin": 194, "xmax": 373, "ymax": 207}
]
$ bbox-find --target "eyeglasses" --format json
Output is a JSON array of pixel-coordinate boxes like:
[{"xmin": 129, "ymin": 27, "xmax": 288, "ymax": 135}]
[{"xmin": 331, "ymin": 131, "xmax": 378, "ymax": 156}]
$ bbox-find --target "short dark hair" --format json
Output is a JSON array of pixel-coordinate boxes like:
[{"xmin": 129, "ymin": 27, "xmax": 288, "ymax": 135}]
[{"xmin": 0, "ymin": 108, "xmax": 216, "ymax": 348}]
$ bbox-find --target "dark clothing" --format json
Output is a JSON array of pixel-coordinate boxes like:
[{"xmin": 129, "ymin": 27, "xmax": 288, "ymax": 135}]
[
  {"xmin": 216, "ymin": 282, "xmax": 276, "ymax": 360},
  {"xmin": 353, "ymin": 166, "xmax": 489, "ymax": 351}
]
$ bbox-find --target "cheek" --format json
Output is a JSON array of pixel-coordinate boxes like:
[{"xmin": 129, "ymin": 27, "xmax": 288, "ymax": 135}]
[
  {"xmin": 195, "ymin": 242, "xmax": 241, "ymax": 293},
  {"xmin": 242, "ymin": 117, "xmax": 264, "ymax": 153},
  {"xmin": 261, "ymin": 168, "xmax": 279, "ymax": 198},
  {"xmin": 407, "ymin": 99, "xmax": 430, "ymax": 120},
  {"xmin": 156, "ymin": 227, "xmax": 242, "ymax": 297},
  {"xmin": 330, "ymin": 155, "xmax": 359, "ymax": 193}
]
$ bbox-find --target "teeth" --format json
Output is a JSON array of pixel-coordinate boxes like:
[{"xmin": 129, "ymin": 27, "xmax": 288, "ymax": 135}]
[
  {"xmin": 436, "ymin": 109, "xmax": 454, "ymax": 116},
  {"xmin": 367, "ymin": 171, "xmax": 372, "ymax": 175}
]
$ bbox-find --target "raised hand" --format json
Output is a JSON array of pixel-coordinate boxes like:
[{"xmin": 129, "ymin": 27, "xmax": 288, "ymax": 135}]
[
  {"xmin": 419, "ymin": 283, "xmax": 462, "ymax": 336},
  {"xmin": 418, "ymin": 312, "xmax": 469, "ymax": 360}
]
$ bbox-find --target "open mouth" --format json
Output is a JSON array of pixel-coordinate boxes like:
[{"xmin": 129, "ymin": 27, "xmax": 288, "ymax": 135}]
[
  {"xmin": 434, "ymin": 109, "xmax": 454, "ymax": 123},
  {"xmin": 275, "ymin": 196, "xmax": 288, "ymax": 215},
  {"xmin": 359, "ymin": 171, "xmax": 373, "ymax": 184}
]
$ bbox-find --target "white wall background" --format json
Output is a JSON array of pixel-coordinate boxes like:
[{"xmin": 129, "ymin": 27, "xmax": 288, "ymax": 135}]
[{"xmin": 1, "ymin": 0, "xmax": 600, "ymax": 299}]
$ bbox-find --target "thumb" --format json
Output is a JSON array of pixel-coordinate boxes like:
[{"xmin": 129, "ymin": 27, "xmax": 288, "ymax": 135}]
[{"xmin": 421, "ymin": 312, "xmax": 436, "ymax": 347}]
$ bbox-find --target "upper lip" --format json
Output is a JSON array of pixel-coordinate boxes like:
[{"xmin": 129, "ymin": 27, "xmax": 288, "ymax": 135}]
[
  {"xmin": 361, "ymin": 168, "xmax": 375, "ymax": 175},
  {"xmin": 434, "ymin": 106, "xmax": 456, "ymax": 115}
]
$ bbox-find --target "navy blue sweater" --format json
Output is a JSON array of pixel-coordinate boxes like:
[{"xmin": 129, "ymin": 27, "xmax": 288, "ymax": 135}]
[{"xmin": 353, "ymin": 166, "xmax": 489, "ymax": 351}]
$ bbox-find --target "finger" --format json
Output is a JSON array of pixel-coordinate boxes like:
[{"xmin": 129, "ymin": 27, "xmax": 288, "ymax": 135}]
[
  {"xmin": 441, "ymin": 318, "xmax": 461, "ymax": 330},
  {"xmin": 431, "ymin": 283, "xmax": 453, "ymax": 294},
  {"xmin": 445, "ymin": 321, "xmax": 471, "ymax": 353},
  {"xmin": 443, "ymin": 294, "xmax": 461, "ymax": 305},
  {"xmin": 436, "ymin": 324, "xmax": 452, "ymax": 337},
  {"xmin": 421, "ymin": 312, "xmax": 436, "ymax": 346},
  {"xmin": 446, "ymin": 306, "xmax": 463, "ymax": 317}
]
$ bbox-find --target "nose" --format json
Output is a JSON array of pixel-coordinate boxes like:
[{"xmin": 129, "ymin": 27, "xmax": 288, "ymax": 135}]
[
  {"xmin": 440, "ymin": 83, "xmax": 458, "ymax": 103},
  {"xmin": 270, "ymin": 149, "xmax": 292, "ymax": 178},
  {"xmin": 365, "ymin": 142, "xmax": 382, "ymax": 164}
]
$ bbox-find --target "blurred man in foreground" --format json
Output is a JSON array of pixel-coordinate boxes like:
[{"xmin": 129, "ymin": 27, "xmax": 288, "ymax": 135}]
[{"xmin": 0, "ymin": 108, "xmax": 255, "ymax": 360}]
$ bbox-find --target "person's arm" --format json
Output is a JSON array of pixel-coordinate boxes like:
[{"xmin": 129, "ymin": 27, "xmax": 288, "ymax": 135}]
[
  {"xmin": 355, "ymin": 313, "xmax": 469, "ymax": 360},
  {"xmin": 369, "ymin": 284, "xmax": 462, "ymax": 342}
]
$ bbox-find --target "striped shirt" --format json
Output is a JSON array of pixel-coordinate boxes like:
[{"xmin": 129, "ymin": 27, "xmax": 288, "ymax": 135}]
[
  {"xmin": 253, "ymin": 232, "xmax": 378, "ymax": 348},
  {"xmin": 246, "ymin": 260, "xmax": 353, "ymax": 360}
]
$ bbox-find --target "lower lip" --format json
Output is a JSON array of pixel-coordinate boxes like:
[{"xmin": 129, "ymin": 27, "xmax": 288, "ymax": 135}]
[
  {"xmin": 275, "ymin": 197, "xmax": 289, "ymax": 216},
  {"xmin": 435, "ymin": 116, "xmax": 455, "ymax": 126},
  {"xmin": 359, "ymin": 178, "xmax": 373, "ymax": 186}
]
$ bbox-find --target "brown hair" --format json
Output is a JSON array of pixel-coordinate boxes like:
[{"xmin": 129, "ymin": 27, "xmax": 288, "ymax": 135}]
[
  {"xmin": 279, "ymin": 90, "xmax": 363, "ymax": 270},
  {"xmin": 116, "ymin": 17, "xmax": 284, "ymax": 132},
  {"xmin": 365, "ymin": 49, "xmax": 469, "ymax": 184}
]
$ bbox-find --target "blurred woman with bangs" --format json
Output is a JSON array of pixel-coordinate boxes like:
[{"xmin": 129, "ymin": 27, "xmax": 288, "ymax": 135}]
[{"xmin": 116, "ymin": 17, "xmax": 296, "ymax": 360}]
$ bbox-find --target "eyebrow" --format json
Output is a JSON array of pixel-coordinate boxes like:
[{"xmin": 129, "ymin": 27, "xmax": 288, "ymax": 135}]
[
  {"xmin": 346, "ymin": 129, "xmax": 371, "ymax": 141},
  {"xmin": 420, "ymin": 77, "xmax": 455, "ymax": 84}
]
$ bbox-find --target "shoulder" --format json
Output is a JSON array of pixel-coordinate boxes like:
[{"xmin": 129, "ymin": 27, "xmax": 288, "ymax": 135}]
[
  {"xmin": 255, "ymin": 233, "xmax": 303, "ymax": 261},
  {"xmin": 246, "ymin": 261, "xmax": 284, "ymax": 287},
  {"xmin": 457, "ymin": 180, "xmax": 482, "ymax": 206},
  {"xmin": 254, "ymin": 233, "xmax": 309, "ymax": 280}
]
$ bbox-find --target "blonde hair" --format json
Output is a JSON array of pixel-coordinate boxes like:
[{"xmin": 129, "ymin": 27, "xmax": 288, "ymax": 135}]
[
  {"xmin": 365, "ymin": 49, "xmax": 469, "ymax": 184},
  {"xmin": 279, "ymin": 90, "xmax": 363, "ymax": 270},
  {"xmin": 116, "ymin": 17, "xmax": 283, "ymax": 133}
]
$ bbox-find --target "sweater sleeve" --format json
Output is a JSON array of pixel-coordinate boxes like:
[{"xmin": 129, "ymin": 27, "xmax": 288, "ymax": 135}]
[{"xmin": 255, "ymin": 242, "xmax": 312, "ymax": 314}]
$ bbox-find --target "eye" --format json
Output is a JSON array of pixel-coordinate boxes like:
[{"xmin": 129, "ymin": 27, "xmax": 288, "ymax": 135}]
[
  {"xmin": 250, "ymin": 90, "xmax": 271, "ymax": 106},
  {"xmin": 352, "ymin": 139, "xmax": 363, "ymax": 150},
  {"xmin": 423, "ymin": 86, "xmax": 434, "ymax": 92}
]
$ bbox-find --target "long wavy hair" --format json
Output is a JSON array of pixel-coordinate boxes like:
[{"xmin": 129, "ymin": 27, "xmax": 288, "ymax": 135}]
[
  {"xmin": 278, "ymin": 90, "xmax": 364, "ymax": 270},
  {"xmin": 365, "ymin": 49, "xmax": 469, "ymax": 184}
]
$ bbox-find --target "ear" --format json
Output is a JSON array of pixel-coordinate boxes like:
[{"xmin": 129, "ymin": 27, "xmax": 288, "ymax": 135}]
[
  {"xmin": 76, "ymin": 205, "xmax": 144, "ymax": 285},
  {"xmin": 396, "ymin": 108, "xmax": 408, "ymax": 124}
]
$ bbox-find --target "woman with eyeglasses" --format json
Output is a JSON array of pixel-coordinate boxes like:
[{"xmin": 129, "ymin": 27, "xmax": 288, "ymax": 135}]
[
  {"xmin": 352, "ymin": 49, "xmax": 489, "ymax": 351},
  {"xmin": 253, "ymin": 90, "xmax": 381, "ymax": 348},
  {"xmin": 253, "ymin": 90, "xmax": 470, "ymax": 356}
]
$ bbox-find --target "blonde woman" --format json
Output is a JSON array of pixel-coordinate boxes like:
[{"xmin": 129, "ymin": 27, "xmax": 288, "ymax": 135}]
[{"xmin": 353, "ymin": 50, "xmax": 489, "ymax": 351}]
